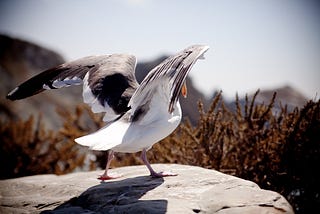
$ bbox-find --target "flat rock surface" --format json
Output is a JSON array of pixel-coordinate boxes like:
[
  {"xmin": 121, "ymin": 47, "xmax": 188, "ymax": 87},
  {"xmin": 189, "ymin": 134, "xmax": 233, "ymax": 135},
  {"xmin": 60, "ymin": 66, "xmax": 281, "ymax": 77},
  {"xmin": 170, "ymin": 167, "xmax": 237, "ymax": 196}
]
[{"xmin": 0, "ymin": 164, "xmax": 293, "ymax": 213}]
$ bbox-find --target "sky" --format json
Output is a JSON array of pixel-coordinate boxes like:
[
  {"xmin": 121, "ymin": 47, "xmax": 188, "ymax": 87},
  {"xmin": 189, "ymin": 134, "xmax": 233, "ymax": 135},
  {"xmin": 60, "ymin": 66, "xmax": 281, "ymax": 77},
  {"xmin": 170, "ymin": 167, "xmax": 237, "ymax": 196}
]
[{"xmin": 0, "ymin": 0, "xmax": 319, "ymax": 100}]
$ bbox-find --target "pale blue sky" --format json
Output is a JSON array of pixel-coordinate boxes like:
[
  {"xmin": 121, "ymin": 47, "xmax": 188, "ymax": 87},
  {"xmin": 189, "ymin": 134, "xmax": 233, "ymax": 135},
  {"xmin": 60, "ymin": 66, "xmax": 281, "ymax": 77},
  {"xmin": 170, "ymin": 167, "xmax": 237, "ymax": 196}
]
[{"xmin": 1, "ymin": 0, "xmax": 319, "ymax": 100}]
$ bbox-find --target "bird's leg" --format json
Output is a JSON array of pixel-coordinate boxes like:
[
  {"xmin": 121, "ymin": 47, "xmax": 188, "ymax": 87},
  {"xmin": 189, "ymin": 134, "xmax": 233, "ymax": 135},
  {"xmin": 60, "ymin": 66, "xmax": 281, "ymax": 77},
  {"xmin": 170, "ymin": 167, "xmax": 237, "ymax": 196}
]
[
  {"xmin": 140, "ymin": 148, "xmax": 177, "ymax": 178},
  {"xmin": 98, "ymin": 150, "xmax": 122, "ymax": 180}
]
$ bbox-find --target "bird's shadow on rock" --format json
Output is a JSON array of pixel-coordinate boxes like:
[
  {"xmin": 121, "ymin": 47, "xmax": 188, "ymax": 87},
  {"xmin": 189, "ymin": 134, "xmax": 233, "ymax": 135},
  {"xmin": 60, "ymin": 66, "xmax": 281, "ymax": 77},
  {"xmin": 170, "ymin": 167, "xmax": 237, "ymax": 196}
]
[{"xmin": 42, "ymin": 176, "xmax": 166, "ymax": 214}]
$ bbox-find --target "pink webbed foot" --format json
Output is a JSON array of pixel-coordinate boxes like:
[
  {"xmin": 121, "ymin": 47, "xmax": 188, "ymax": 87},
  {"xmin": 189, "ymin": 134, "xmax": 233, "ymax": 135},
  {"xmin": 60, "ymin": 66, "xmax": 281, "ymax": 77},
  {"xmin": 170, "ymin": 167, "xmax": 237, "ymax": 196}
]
[
  {"xmin": 98, "ymin": 172, "xmax": 122, "ymax": 181},
  {"xmin": 98, "ymin": 150, "xmax": 122, "ymax": 181},
  {"xmin": 150, "ymin": 171, "xmax": 178, "ymax": 178},
  {"xmin": 141, "ymin": 148, "xmax": 178, "ymax": 178}
]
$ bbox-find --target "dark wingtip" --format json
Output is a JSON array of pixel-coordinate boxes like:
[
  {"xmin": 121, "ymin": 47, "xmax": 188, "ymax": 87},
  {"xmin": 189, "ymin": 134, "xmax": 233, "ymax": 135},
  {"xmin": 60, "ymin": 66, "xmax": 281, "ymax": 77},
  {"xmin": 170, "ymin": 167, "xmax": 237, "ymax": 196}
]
[
  {"xmin": 6, "ymin": 86, "xmax": 45, "ymax": 100},
  {"xmin": 6, "ymin": 87, "xmax": 19, "ymax": 101}
]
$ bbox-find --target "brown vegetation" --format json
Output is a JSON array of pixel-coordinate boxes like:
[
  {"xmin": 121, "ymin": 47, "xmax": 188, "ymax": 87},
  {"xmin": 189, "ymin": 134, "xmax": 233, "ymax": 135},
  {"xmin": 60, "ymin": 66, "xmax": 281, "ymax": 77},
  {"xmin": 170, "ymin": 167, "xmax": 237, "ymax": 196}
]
[
  {"xmin": 0, "ymin": 106, "xmax": 100, "ymax": 178},
  {"xmin": 0, "ymin": 91, "xmax": 319, "ymax": 213}
]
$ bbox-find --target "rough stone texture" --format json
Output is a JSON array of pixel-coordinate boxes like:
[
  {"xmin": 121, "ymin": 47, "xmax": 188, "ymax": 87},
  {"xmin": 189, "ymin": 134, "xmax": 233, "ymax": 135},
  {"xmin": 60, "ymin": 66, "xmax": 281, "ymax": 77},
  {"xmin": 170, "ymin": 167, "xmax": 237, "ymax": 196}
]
[{"xmin": 0, "ymin": 164, "xmax": 293, "ymax": 213}]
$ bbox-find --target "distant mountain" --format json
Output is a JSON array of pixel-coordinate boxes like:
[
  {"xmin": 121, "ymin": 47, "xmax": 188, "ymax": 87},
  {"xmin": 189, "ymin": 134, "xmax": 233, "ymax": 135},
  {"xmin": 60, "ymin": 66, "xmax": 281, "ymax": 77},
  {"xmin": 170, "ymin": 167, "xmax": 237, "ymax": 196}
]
[
  {"xmin": 0, "ymin": 35, "xmax": 209, "ymax": 128},
  {"xmin": 0, "ymin": 34, "xmax": 68, "ymax": 128},
  {"xmin": 0, "ymin": 34, "xmax": 64, "ymax": 78},
  {"xmin": 227, "ymin": 86, "xmax": 308, "ymax": 114},
  {"xmin": 253, "ymin": 85, "xmax": 308, "ymax": 109}
]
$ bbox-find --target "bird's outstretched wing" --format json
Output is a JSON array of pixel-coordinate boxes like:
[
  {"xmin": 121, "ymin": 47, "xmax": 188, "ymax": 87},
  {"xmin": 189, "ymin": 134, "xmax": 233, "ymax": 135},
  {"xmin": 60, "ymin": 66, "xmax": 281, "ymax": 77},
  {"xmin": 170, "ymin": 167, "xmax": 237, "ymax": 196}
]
[
  {"xmin": 7, "ymin": 54, "xmax": 139, "ymax": 122},
  {"xmin": 128, "ymin": 45, "xmax": 209, "ymax": 122}
]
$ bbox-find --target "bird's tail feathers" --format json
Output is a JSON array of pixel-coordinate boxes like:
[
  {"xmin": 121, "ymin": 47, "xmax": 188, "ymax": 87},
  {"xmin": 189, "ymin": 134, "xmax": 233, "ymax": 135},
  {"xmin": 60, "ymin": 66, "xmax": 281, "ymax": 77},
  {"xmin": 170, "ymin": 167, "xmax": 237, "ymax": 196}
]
[{"xmin": 75, "ymin": 121, "xmax": 130, "ymax": 151}]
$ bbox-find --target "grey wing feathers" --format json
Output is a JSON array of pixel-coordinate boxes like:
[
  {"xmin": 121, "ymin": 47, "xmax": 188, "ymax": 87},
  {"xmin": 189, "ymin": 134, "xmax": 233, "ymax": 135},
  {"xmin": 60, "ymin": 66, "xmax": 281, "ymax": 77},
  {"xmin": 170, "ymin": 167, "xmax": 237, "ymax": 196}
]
[
  {"xmin": 6, "ymin": 54, "xmax": 139, "ymax": 121},
  {"xmin": 129, "ymin": 45, "xmax": 209, "ymax": 113},
  {"xmin": 82, "ymin": 54, "xmax": 139, "ymax": 120},
  {"xmin": 6, "ymin": 55, "xmax": 108, "ymax": 100}
]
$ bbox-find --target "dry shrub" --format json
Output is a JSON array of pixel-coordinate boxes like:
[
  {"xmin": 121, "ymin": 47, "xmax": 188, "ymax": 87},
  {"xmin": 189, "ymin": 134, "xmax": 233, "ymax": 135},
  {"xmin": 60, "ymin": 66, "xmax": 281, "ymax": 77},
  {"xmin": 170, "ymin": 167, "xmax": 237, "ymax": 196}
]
[
  {"xmin": 146, "ymin": 91, "xmax": 319, "ymax": 213},
  {"xmin": 0, "ymin": 115, "xmax": 84, "ymax": 178},
  {"xmin": 0, "ymin": 105, "xmax": 102, "ymax": 179}
]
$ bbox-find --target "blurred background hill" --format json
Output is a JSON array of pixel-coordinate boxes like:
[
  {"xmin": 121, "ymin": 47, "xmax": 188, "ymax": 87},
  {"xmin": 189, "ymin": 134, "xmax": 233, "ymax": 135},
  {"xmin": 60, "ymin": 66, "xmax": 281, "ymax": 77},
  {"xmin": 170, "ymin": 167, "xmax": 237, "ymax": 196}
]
[{"xmin": 0, "ymin": 34, "xmax": 308, "ymax": 128}]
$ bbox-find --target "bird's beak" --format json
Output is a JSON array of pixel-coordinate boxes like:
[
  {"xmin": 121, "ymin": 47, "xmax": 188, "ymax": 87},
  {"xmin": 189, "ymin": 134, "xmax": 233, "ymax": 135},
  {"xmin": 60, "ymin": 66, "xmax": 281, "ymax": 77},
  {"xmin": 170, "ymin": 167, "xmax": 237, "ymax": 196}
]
[{"xmin": 181, "ymin": 81, "xmax": 187, "ymax": 98}]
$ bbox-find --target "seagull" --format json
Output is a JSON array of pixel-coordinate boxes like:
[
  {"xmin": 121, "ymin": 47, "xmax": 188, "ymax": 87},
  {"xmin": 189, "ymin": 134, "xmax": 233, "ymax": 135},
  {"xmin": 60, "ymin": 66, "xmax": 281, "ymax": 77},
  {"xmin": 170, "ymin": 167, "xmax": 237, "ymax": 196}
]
[{"xmin": 7, "ymin": 45, "xmax": 209, "ymax": 180}]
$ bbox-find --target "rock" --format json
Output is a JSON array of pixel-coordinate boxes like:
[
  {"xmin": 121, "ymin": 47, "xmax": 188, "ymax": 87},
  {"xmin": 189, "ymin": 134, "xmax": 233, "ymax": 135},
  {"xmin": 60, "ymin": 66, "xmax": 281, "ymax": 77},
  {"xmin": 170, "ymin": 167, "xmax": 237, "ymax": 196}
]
[{"xmin": 0, "ymin": 164, "xmax": 293, "ymax": 213}]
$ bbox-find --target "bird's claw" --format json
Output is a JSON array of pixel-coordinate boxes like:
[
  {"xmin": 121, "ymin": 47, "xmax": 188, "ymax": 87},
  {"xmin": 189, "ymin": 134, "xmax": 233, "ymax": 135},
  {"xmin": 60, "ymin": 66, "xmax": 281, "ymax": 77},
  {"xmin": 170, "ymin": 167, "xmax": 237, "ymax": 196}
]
[
  {"xmin": 151, "ymin": 171, "xmax": 178, "ymax": 178},
  {"xmin": 98, "ymin": 173, "xmax": 122, "ymax": 180}
]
